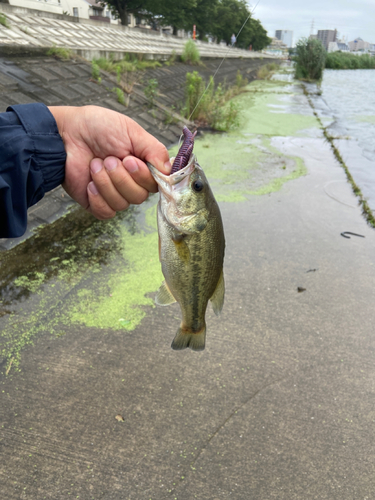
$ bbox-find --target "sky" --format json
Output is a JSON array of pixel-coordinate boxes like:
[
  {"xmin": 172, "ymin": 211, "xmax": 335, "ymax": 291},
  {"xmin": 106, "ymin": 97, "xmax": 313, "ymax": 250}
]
[{"xmin": 249, "ymin": 0, "xmax": 375, "ymax": 46}]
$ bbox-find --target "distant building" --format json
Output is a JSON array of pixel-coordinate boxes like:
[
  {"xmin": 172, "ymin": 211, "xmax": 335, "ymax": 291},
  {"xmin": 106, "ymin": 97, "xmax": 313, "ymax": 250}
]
[
  {"xmin": 348, "ymin": 38, "xmax": 370, "ymax": 52},
  {"xmin": 317, "ymin": 29, "xmax": 337, "ymax": 50},
  {"xmin": 4, "ymin": 0, "xmax": 120, "ymax": 23},
  {"xmin": 328, "ymin": 41, "xmax": 349, "ymax": 53},
  {"xmin": 275, "ymin": 30, "xmax": 293, "ymax": 48},
  {"xmin": 264, "ymin": 37, "xmax": 288, "ymax": 57}
]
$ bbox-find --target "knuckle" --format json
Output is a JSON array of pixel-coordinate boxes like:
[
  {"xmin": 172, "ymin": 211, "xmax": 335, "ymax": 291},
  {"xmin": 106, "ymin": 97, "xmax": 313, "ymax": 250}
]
[
  {"xmin": 128, "ymin": 190, "xmax": 149, "ymax": 205},
  {"xmin": 111, "ymin": 199, "xmax": 130, "ymax": 212},
  {"xmin": 89, "ymin": 202, "xmax": 116, "ymax": 220}
]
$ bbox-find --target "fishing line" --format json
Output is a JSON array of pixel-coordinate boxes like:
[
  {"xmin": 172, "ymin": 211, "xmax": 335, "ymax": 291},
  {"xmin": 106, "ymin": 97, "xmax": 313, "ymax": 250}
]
[{"xmin": 184, "ymin": 0, "xmax": 262, "ymax": 129}]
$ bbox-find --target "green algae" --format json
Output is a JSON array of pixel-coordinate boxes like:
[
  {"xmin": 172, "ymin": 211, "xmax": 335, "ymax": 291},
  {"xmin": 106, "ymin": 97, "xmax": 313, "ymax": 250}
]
[
  {"xmin": 352, "ymin": 115, "xmax": 375, "ymax": 124},
  {"xmin": 170, "ymin": 106, "xmax": 309, "ymax": 204},
  {"xmin": 0, "ymin": 75, "xmax": 318, "ymax": 373},
  {"xmin": 168, "ymin": 79, "xmax": 314, "ymax": 203},
  {"xmin": 238, "ymin": 86, "xmax": 319, "ymax": 137},
  {"xmin": 61, "ymin": 222, "xmax": 163, "ymax": 331}
]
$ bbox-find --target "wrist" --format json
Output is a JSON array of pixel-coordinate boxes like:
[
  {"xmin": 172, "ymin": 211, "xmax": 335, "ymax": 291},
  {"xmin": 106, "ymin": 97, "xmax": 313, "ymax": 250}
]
[{"xmin": 48, "ymin": 106, "xmax": 75, "ymax": 139}]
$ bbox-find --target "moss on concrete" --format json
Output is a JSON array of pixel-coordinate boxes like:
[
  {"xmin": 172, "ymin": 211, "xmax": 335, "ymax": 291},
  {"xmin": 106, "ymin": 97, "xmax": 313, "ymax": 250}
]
[{"xmin": 0, "ymin": 76, "xmax": 317, "ymax": 372}]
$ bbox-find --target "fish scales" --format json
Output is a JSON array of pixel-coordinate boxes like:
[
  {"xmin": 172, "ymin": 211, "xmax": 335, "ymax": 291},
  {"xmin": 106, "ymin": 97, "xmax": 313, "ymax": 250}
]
[{"xmin": 148, "ymin": 129, "xmax": 225, "ymax": 351}]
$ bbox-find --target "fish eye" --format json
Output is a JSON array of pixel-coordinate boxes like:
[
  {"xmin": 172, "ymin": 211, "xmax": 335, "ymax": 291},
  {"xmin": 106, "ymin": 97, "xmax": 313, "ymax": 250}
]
[{"xmin": 192, "ymin": 180, "xmax": 204, "ymax": 192}]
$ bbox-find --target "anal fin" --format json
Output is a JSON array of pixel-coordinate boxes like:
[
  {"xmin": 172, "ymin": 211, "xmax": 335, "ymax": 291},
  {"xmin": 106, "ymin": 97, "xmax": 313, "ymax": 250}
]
[{"xmin": 155, "ymin": 281, "xmax": 177, "ymax": 306}]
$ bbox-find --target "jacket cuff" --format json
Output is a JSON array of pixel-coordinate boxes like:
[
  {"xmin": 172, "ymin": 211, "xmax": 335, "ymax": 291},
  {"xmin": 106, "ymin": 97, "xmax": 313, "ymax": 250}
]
[{"xmin": 8, "ymin": 103, "xmax": 67, "ymax": 193}]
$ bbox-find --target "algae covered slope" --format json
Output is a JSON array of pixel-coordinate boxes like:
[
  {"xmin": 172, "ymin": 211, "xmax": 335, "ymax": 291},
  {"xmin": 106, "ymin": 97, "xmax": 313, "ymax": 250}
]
[{"xmin": 170, "ymin": 78, "xmax": 319, "ymax": 203}]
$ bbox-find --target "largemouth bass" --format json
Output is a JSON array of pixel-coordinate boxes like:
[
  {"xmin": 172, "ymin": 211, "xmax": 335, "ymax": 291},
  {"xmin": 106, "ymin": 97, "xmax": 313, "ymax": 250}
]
[{"xmin": 148, "ymin": 128, "xmax": 225, "ymax": 351}]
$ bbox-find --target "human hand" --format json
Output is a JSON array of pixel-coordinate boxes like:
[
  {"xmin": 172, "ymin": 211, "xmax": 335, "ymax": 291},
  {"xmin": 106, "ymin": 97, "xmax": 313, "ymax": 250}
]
[{"xmin": 49, "ymin": 105, "xmax": 171, "ymax": 219}]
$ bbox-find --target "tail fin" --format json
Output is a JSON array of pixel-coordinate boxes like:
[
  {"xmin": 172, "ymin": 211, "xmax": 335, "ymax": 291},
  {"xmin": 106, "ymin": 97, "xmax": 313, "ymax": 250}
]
[{"xmin": 171, "ymin": 325, "xmax": 206, "ymax": 352}]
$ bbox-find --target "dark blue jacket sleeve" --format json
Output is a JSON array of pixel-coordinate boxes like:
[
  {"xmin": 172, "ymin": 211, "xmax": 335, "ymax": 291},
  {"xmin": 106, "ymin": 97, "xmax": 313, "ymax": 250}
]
[{"xmin": 0, "ymin": 102, "xmax": 67, "ymax": 238}]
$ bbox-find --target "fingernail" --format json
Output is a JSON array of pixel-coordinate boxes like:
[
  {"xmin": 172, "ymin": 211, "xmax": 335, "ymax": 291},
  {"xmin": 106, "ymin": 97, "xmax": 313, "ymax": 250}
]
[
  {"xmin": 88, "ymin": 181, "xmax": 99, "ymax": 195},
  {"xmin": 164, "ymin": 160, "xmax": 172, "ymax": 173},
  {"xmin": 104, "ymin": 157, "xmax": 118, "ymax": 172},
  {"xmin": 124, "ymin": 158, "xmax": 138, "ymax": 173},
  {"xmin": 90, "ymin": 159, "xmax": 103, "ymax": 174}
]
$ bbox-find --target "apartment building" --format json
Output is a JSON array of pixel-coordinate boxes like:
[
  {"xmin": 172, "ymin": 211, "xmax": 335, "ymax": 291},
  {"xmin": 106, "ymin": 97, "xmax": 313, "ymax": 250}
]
[
  {"xmin": 316, "ymin": 29, "xmax": 337, "ymax": 50},
  {"xmin": 275, "ymin": 29, "xmax": 293, "ymax": 48}
]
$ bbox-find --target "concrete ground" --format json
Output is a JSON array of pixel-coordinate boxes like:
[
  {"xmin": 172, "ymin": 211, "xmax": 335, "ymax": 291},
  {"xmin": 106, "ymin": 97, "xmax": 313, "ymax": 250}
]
[{"xmin": 1, "ymin": 70, "xmax": 375, "ymax": 499}]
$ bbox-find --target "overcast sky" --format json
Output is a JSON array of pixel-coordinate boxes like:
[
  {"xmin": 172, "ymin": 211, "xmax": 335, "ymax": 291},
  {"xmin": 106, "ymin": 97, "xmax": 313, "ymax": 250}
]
[{"xmin": 250, "ymin": 0, "xmax": 375, "ymax": 46}]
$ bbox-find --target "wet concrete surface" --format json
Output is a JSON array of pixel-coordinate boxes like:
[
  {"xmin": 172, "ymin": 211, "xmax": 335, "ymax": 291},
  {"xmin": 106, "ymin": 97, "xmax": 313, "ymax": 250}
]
[{"xmin": 1, "ymin": 74, "xmax": 375, "ymax": 499}]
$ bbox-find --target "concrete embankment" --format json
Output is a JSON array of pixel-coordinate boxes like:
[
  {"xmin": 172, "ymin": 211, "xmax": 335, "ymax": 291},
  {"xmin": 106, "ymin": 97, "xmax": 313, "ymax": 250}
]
[{"xmin": 0, "ymin": 4, "xmax": 274, "ymax": 61}]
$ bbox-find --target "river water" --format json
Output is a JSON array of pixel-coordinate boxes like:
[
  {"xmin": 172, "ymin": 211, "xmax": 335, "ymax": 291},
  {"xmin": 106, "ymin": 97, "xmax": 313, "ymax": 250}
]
[{"xmin": 321, "ymin": 69, "xmax": 375, "ymax": 212}]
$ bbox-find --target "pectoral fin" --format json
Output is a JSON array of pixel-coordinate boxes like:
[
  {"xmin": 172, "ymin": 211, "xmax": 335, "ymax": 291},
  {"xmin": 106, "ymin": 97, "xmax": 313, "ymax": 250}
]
[
  {"xmin": 172, "ymin": 234, "xmax": 190, "ymax": 264},
  {"xmin": 210, "ymin": 270, "xmax": 225, "ymax": 315},
  {"xmin": 155, "ymin": 281, "xmax": 177, "ymax": 306}
]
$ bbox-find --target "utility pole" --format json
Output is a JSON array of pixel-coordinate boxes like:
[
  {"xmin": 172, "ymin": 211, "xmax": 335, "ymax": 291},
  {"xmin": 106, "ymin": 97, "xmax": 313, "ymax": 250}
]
[{"xmin": 310, "ymin": 19, "xmax": 314, "ymax": 37}]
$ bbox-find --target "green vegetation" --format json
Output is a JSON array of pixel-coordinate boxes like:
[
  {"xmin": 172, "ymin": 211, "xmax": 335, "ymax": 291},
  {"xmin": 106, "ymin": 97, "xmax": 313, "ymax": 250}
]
[
  {"xmin": 164, "ymin": 50, "xmax": 177, "ymax": 67},
  {"xmin": 257, "ymin": 62, "xmax": 280, "ymax": 80},
  {"xmin": 91, "ymin": 61, "xmax": 102, "ymax": 83},
  {"xmin": 92, "ymin": 54, "xmax": 161, "ymax": 94},
  {"xmin": 180, "ymin": 39, "xmax": 201, "ymax": 65},
  {"xmin": 183, "ymin": 71, "xmax": 248, "ymax": 130},
  {"xmin": 0, "ymin": 13, "xmax": 9, "ymax": 28},
  {"xmin": 100, "ymin": 0, "xmax": 270, "ymax": 50},
  {"xmin": 294, "ymin": 37, "xmax": 326, "ymax": 82},
  {"xmin": 143, "ymin": 78, "xmax": 159, "ymax": 107},
  {"xmin": 325, "ymin": 52, "xmax": 375, "ymax": 69},
  {"xmin": 46, "ymin": 46, "xmax": 73, "ymax": 60},
  {"xmin": 114, "ymin": 86, "xmax": 126, "ymax": 105},
  {"xmin": 94, "ymin": 54, "xmax": 161, "ymax": 74}
]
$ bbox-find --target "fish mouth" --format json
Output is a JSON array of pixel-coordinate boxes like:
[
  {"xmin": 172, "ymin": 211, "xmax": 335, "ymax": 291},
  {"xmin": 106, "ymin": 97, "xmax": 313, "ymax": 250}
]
[{"xmin": 147, "ymin": 154, "xmax": 196, "ymax": 198}]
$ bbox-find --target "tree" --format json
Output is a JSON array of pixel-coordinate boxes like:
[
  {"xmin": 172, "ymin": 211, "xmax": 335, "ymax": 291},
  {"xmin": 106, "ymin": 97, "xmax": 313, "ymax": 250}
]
[
  {"xmin": 294, "ymin": 38, "xmax": 326, "ymax": 81},
  {"xmin": 150, "ymin": 0, "xmax": 196, "ymax": 35},
  {"xmin": 192, "ymin": 0, "xmax": 219, "ymax": 41},
  {"xmin": 241, "ymin": 17, "xmax": 271, "ymax": 51},
  {"xmin": 100, "ymin": 0, "xmax": 151, "ymax": 26},
  {"xmin": 212, "ymin": 0, "xmax": 270, "ymax": 50}
]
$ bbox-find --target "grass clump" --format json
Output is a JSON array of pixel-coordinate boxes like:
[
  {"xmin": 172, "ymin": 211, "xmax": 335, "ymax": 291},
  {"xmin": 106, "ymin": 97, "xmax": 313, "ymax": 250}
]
[
  {"xmin": 257, "ymin": 62, "xmax": 280, "ymax": 80},
  {"xmin": 143, "ymin": 78, "xmax": 158, "ymax": 108},
  {"xmin": 46, "ymin": 46, "xmax": 72, "ymax": 60},
  {"xmin": 181, "ymin": 39, "xmax": 201, "ymax": 65},
  {"xmin": 91, "ymin": 61, "xmax": 102, "ymax": 83},
  {"xmin": 325, "ymin": 52, "xmax": 375, "ymax": 69},
  {"xmin": 294, "ymin": 37, "xmax": 326, "ymax": 82},
  {"xmin": 0, "ymin": 13, "xmax": 9, "ymax": 28},
  {"xmin": 92, "ymin": 55, "xmax": 161, "ymax": 94},
  {"xmin": 114, "ymin": 87, "xmax": 126, "ymax": 105},
  {"xmin": 165, "ymin": 50, "xmax": 177, "ymax": 67},
  {"xmin": 94, "ymin": 55, "xmax": 161, "ymax": 74},
  {"xmin": 183, "ymin": 71, "xmax": 240, "ymax": 131}
]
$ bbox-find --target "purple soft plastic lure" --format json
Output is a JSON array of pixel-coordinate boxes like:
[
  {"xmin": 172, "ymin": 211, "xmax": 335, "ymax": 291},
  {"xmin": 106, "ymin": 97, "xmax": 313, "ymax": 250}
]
[{"xmin": 170, "ymin": 126, "xmax": 197, "ymax": 174}]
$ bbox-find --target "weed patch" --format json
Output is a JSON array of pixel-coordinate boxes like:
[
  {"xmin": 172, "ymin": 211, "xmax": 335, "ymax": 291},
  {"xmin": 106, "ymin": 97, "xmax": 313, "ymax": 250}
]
[
  {"xmin": 257, "ymin": 62, "xmax": 280, "ymax": 80},
  {"xmin": 47, "ymin": 46, "xmax": 73, "ymax": 60},
  {"xmin": 181, "ymin": 39, "xmax": 201, "ymax": 65},
  {"xmin": 182, "ymin": 71, "xmax": 245, "ymax": 131},
  {"xmin": 294, "ymin": 38, "xmax": 326, "ymax": 82},
  {"xmin": 0, "ymin": 13, "xmax": 9, "ymax": 28},
  {"xmin": 143, "ymin": 78, "xmax": 158, "ymax": 108}
]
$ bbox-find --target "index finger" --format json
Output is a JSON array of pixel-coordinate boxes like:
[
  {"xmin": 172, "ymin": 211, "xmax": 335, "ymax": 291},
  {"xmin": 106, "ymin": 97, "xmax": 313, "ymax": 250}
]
[{"xmin": 126, "ymin": 118, "xmax": 171, "ymax": 174}]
